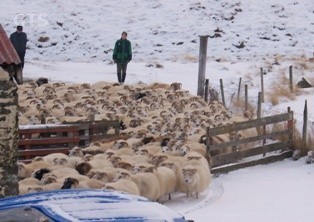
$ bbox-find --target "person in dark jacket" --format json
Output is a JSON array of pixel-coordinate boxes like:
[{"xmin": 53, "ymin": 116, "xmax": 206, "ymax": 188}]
[
  {"xmin": 10, "ymin": 25, "xmax": 27, "ymax": 69},
  {"xmin": 112, "ymin": 31, "xmax": 132, "ymax": 84}
]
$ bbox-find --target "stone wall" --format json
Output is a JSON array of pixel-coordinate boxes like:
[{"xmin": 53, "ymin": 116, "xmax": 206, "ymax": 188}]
[{"xmin": 0, "ymin": 67, "xmax": 19, "ymax": 198}]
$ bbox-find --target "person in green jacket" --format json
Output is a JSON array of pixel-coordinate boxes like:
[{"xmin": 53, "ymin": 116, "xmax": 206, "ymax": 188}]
[{"xmin": 112, "ymin": 31, "xmax": 132, "ymax": 84}]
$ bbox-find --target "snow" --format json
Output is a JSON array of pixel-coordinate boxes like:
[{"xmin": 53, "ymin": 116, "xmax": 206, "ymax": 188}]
[{"xmin": 1, "ymin": 0, "xmax": 314, "ymax": 221}]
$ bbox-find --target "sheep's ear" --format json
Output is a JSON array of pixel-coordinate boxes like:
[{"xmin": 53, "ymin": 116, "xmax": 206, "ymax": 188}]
[
  {"xmin": 17, "ymin": 162, "xmax": 25, "ymax": 171},
  {"xmin": 32, "ymin": 156, "xmax": 44, "ymax": 162},
  {"xmin": 60, "ymin": 158, "xmax": 68, "ymax": 165},
  {"xmin": 53, "ymin": 158, "xmax": 59, "ymax": 164}
]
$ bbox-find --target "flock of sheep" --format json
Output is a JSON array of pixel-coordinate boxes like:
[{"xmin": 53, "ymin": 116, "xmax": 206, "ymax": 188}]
[{"xmin": 17, "ymin": 80, "xmax": 257, "ymax": 201}]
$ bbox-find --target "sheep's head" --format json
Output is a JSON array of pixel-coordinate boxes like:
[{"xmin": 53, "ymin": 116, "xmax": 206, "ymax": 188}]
[
  {"xmin": 31, "ymin": 168, "xmax": 51, "ymax": 180},
  {"xmin": 91, "ymin": 172, "xmax": 110, "ymax": 183},
  {"xmin": 40, "ymin": 173, "xmax": 58, "ymax": 185},
  {"xmin": 61, "ymin": 177, "xmax": 79, "ymax": 189},
  {"xmin": 113, "ymin": 140, "xmax": 129, "ymax": 150},
  {"xmin": 113, "ymin": 171, "xmax": 130, "ymax": 182},
  {"xmin": 69, "ymin": 147, "xmax": 84, "ymax": 157},
  {"xmin": 53, "ymin": 157, "xmax": 68, "ymax": 166},
  {"xmin": 75, "ymin": 162, "xmax": 92, "ymax": 175}
]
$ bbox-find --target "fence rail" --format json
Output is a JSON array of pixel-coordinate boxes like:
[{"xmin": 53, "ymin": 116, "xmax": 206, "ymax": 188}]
[
  {"xmin": 18, "ymin": 119, "xmax": 120, "ymax": 161},
  {"xmin": 207, "ymin": 111, "xmax": 294, "ymax": 174}
]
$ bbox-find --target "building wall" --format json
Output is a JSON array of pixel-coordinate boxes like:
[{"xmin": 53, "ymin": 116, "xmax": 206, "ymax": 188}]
[{"xmin": 0, "ymin": 67, "xmax": 19, "ymax": 198}]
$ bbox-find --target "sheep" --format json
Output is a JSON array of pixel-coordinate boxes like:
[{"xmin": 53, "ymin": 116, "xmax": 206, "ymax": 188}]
[
  {"xmin": 131, "ymin": 162, "xmax": 155, "ymax": 174},
  {"xmin": 68, "ymin": 147, "xmax": 84, "ymax": 157},
  {"xmin": 42, "ymin": 153, "xmax": 70, "ymax": 166},
  {"xmin": 75, "ymin": 158, "xmax": 113, "ymax": 175},
  {"xmin": 74, "ymin": 178, "xmax": 105, "ymax": 189},
  {"xmin": 199, "ymin": 134, "xmax": 233, "ymax": 156},
  {"xmin": 113, "ymin": 171, "xmax": 161, "ymax": 201},
  {"xmin": 184, "ymin": 141, "xmax": 207, "ymax": 157},
  {"xmin": 145, "ymin": 166, "xmax": 177, "ymax": 201},
  {"xmin": 87, "ymin": 167, "xmax": 128, "ymax": 183},
  {"xmin": 18, "ymin": 161, "xmax": 52, "ymax": 179},
  {"xmin": 19, "ymin": 185, "xmax": 44, "ymax": 195},
  {"xmin": 41, "ymin": 182, "xmax": 63, "ymax": 191},
  {"xmin": 184, "ymin": 151, "xmax": 209, "ymax": 170},
  {"xmin": 104, "ymin": 179, "xmax": 140, "ymax": 196},
  {"xmin": 18, "ymin": 177, "xmax": 41, "ymax": 195},
  {"xmin": 40, "ymin": 167, "xmax": 89, "ymax": 188},
  {"xmin": 181, "ymin": 163, "xmax": 211, "ymax": 199},
  {"xmin": 159, "ymin": 160, "xmax": 186, "ymax": 193},
  {"xmin": 87, "ymin": 170, "xmax": 112, "ymax": 183}
]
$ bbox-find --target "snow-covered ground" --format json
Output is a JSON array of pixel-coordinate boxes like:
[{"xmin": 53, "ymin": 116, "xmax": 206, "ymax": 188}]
[{"xmin": 1, "ymin": 0, "xmax": 314, "ymax": 221}]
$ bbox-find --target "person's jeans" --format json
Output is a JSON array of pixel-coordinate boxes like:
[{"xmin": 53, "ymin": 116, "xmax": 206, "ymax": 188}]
[{"xmin": 117, "ymin": 62, "xmax": 128, "ymax": 83}]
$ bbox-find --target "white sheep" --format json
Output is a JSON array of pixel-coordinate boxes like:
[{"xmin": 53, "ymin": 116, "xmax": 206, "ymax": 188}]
[
  {"xmin": 18, "ymin": 161, "xmax": 52, "ymax": 178},
  {"xmin": 113, "ymin": 171, "xmax": 161, "ymax": 201},
  {"xmin": 181, "ymin": 163, "xmax": 211, "ymax": 199},
  {"xmin": 104, "ymin": 179, "xmax": 140, "ymax": 196},
  {"xmin": 18, "ymin": 177, "xmax": 41, "ymax": 195},
  {"xmin": 42, "ymin": 153, "xmax": 70, "ymax": 166},
  {"xmin": 146, "ymin": 166, "xmax": 177, "ymax": 201}
]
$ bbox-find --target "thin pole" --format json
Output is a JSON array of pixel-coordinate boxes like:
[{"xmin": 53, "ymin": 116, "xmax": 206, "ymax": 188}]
[
  {"xmin": 245, "ymin": 84, "xmax": 248, "ymax": 111},
  {"xmin": 220, "ymin": 79, "xmax": 226, "ymax": 107},
  {"xmin": 260, "ymin": 68, "xmax": 264, "ymax": 103},
  {"xmin": 289, "ymin": 66, "xmax": 294, "ymax": 93},
  {"xmin": 197, "ymin": 36, "xmax": 209, "ymax": 97}
]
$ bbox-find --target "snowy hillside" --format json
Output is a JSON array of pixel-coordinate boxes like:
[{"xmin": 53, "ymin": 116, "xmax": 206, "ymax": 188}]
[
  {"xmin": 1, "ymin": 0, "xmax": 314, "ymax": 62},
  {"xmin": 1, "ymin": 1, "xmax": 314, "ymax": 222}
]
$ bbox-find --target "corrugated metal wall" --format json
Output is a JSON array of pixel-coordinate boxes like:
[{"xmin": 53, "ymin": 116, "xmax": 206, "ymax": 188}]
[{"xmin": 0, "ymin": 24, "xmax": 21, "ymax": 66}]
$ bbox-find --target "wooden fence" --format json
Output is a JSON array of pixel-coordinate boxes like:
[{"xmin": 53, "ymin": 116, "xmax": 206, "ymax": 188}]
[
  {"xmin": 206, "ymin": 110, "xmax": 294, "ymax": 174},
  {"xmin": 18, "ymin": 119, "xmax": 120, "ymax": 161}
]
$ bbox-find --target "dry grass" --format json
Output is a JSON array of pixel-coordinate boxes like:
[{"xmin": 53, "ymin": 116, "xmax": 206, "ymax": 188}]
[
  {"xmin": 231, "ymin": 97, "xmax": 255, "ymax": 118},
  {"xmin": 266, "ymin": 75, "xmax": 296, "ymax": 105},
  {"xmin": 271, "ymin": 120, "xmax": 313, "ymax": 156},
  {"xmin": 182, "ymin": 54, "xmax": 198, "ymax": 62},
  {"xmin": 172, "ymin": 54, "xmax": 198, "ymax": 63}
]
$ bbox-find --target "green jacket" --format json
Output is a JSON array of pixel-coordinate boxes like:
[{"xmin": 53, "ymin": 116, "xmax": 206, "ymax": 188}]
[{"xmin": 113, "ymin": 39, "xmax": 132, "ymax": 63}]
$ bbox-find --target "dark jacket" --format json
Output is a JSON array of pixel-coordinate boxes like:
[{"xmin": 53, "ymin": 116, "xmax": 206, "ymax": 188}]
[
  {"xmin": 112, "ymin": 39, "xmax": 132, "ymax": 63},
  {"xmin": 10, "ymin": 32, "xmax": 27, "ymax": 57}
]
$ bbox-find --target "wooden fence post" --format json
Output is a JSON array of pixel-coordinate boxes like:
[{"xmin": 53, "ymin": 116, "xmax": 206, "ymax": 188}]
[
  {"xmin": 245, "ymin": 84, "xmax": 248, "ymax": 111},
  {"xmin": 237, "ymin": 77, "xmax": 242, "ymax": 105},
  {"xmin": 260, "ymin": 68, "xmax": 265, "ymax": 103},
  {"xmin": 220, "ymin": 79, "xmax": 226, "ymax": 107},
  {"xmin": 289, "ymin": 66, "xmax": 294, "ymax": 93},
  {"xmin": 257, "ymin": 92, "xmax": 262, "ymax": 135},
  {"xmin": 302, "ymin": 100, "xmax": 308, "ymax": 150},
  {"xmin": 197, "ymin": 35, "xmax": 209, "ymax": 97},
  {"xmin": 287, "ymin": 107, "xmax": 294, "ymax": 150},
  {"xmin": 204, "ymin": 79, "xmax": 209, "ymax": 103},
  {"xmin": 205, "ymin": 127, "xmax": 211, "ymax": 167}
]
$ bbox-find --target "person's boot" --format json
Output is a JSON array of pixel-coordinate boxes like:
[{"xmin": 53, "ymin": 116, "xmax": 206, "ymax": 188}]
[
  {"xmin": 117, "ymin": 72, "xmax": 122, "ymax": 84},
  {"xmin": 122, "ymin": 73, "xmax": 126, "ymax": 83}
]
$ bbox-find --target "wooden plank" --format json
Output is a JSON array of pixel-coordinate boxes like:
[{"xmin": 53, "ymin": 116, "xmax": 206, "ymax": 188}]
[
  {"xmin": 211, "ymin": 141, "xmax": 291, "ymax": 167},
  {"xmin": 207, "ymin": 112, "xmax": 293, "ymax": 136},
  {"xmin": 211, "ymin": 150, "xmax": 292, "ymax": 175},
  {"xmin": 19, "ymin": 125, "xmax": 80, "ymax": 134},
  {"xmin": 209, "ymin": 129, "xmax": 291, "ymax": 150},
  {"xmin": 18, "ymin": 137, "xmax": 80, "ymax": 146},
  {"xmin": 19, "ymin": 148, "xmax": 69, "ymax": 158}
]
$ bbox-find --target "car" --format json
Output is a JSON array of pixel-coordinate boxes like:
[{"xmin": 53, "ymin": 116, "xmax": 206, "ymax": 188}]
[{"xmin": 0, "ymin": 189, "xmax": 186, "ymax": 222}]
